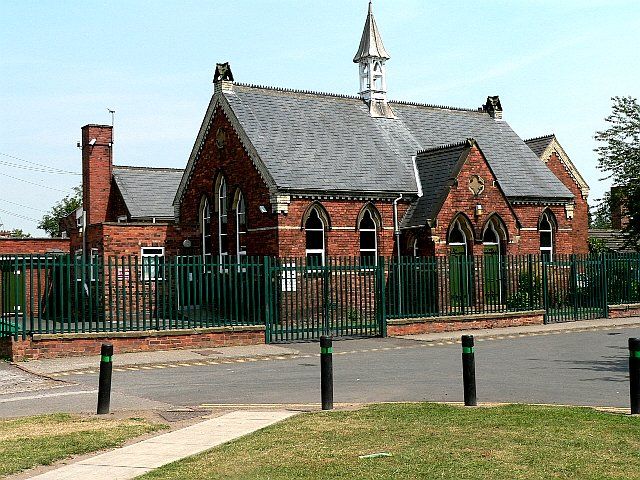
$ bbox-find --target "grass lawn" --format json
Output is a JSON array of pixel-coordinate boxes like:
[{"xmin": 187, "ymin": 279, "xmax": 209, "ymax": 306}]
[
  {"xmin": 0, "ymin": 413, "xmax": 166, "ymax": 477},
  {"xmin": 141, "ymin": 403, "xmax": 640, "ymax": 480}
]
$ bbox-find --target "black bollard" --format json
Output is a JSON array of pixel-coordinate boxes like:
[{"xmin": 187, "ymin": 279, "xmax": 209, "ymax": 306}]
[
  {"xmin": 462, "ymin": 335, "xmax": 477, "ymax": 406},
  {"xmin": 320, "ymin": 335, "xmax": 334, "ymax": 410},
  {"xmin": 97, "ymin": 343, "xmax": 113, "ymax": 415},
  {"xmin": 630, "ymin": 338, "xmax": 640, "ymax": 415}
]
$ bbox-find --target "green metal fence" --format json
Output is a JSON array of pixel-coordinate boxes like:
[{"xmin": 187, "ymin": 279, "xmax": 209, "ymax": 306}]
[
  {"xmin": 1, "ymin": 253, "xmax": 638, "ymax": 342},
  {"xmin": 268, "ymin": 257, "xmax": 385, "ymax": 342}
]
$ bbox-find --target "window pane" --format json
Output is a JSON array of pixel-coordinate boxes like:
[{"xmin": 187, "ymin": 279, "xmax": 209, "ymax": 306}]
[
  {"xmin": 540, "ymin": 215, "xmax": 551, "ymax": 231},
  {"xmin": 540, "ymin": 232, "xmax": 552, "ymax": 248},
  {"xmin": 483, "ymin": 226, "xmax": 498, "ymax": 244},
  {"xmin": 360, "ymin": 251, "xmax": 375, "ymax": 266},
  {"xmin": 306, "ymin": 230, "xmax": 324, "ymax": 250},
  {"xmin": 360, "ymin": 211, "xmax": 375, "ymax": 230},
  {"xmin": 305, "ymin": 209, "xmax": 323, "ymax": 230},
  {"xmin": 360, "ymin": 231, "xmax": 376, "ymax": 250},
  {"xmin": 449, "ymin": 225, "xmax": 465, "ymax": 244},
  {"xmin": 220, "ymin": 234, "xmax": 228, "ymax": 253},
  {"xmin": 306, "ymin": 252, "xmax": 323, "ymax": 265}
]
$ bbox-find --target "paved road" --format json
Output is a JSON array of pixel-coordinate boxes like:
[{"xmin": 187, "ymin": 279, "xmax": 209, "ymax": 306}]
[{"xmin": 53, "ymin": 325, "xmax": 639, "ymax": 410}]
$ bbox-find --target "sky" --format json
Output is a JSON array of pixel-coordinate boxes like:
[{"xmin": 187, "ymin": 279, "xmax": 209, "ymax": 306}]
[{"xmin": 1, "ymin": 0, "xmax": 639, "ymax": 236}]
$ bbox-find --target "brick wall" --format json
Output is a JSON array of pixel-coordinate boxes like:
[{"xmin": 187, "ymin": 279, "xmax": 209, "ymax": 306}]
[
  {"xmin": 2, "ymin": 326, "xmax": 265, "ymax": 361},
  {"xmin": 511, "ymin": 204, "xmax": 573, "ymax": 255},
  {"xmin": 278, "ymin": 199, "xmax": 410, "ymax": 258},
  {"xmin": 430, "ymin": 145, "xmax": 519, "ymax": 256},
  {"xmin": 544, "ymin": 152, "xmax": 589, "ymax": 254},
  {"xmin": 387, "ymin": 310, "xmax": 545, "ymax": 336},
  {"xmin": 178, "ymin": 110, "xmax": 277, "ymax": 257},
  {"xmin": 0, "ymin": 238, "xmax": 70, "ymax": 255}
]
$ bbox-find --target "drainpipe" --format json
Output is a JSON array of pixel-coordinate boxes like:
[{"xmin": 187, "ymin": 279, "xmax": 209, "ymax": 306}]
[{"xmin": 393, "ymin": 193, "xmax": 403, "ymax": 316}]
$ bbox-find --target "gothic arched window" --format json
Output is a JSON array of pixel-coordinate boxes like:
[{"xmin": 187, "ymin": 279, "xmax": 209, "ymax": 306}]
[
  {"xmin": 200, "ymin": 196, "xmax": 212, "ymax": 262},
  {"xmin": 218, "ymin": 177, "xmax": 228, "ymax": 262},
  {"xmin": 305, "ymin": 208, "xmax": 325, "ymax": 266},
  {"xmin": 236, "ymin": 191, "xmax": 247, "ymax": 258},
  {"xmin": 539, "ymin": 211, "xmax": 555, "ymax": 260},
  {"xmin": 359, "ymin": 209, "xmax": 378, "ymax": 265}
]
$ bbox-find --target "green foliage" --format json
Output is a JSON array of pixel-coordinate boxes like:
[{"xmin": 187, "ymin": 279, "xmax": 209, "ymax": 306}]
[
  {"xmin": 588, "ymin": 238, "xmax": 608, "ymax": 254},
  {"xmin": 6, "ymin": 229, "xmax": 31, "ymax": 238},
  {"xmin": 594, "ymin": 96, "xmax": 640, "ymax": 248},
  {"xmin": 37, "ymin": 186, "xmax": 82, "ymax": 237},
  {"xmin": 506, "ymin": 270, "xmax": 541, "ymax": 310}
]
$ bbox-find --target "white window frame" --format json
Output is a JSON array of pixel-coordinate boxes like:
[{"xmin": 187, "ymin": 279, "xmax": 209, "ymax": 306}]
[
  {"xmin": 141, "ymin": 247, "xmax": 165, "ymax": 281},
  {"xmin": 539, "ymin": 212, "xmax": 554, "ymax": 260},
  {"xmin": 236, "ymin": 192, "xmax": 247, "ymax": 258},
  {"xmin": 218, "ymin": 178, "xmax": 228, "ymax": 263},
  {"xmin": 75, "ymin": 248, "xmax": 99, "ymax": 282},
  {"xmin": 413, "ymin": 238, "xmax": 419, "ymax": 257},
  {"xmin": 201, "ymin": 197, "xmax": 212, "ymax": 264},
  {"xmin": 448, "ymin": 219, "xmax": 469, "ymax": 255},
  {"xmin": 359, "ymin": 209, "xmax": 378, "ymax": 266},
  {"xmin": 305, "ymin": 208, "xmax": 325, "ymax": 267}
]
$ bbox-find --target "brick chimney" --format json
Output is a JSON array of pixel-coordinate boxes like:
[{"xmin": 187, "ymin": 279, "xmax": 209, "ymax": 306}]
[{"xmin": 81, "ymin": 124, "xmax": 113, "ymax": 226}]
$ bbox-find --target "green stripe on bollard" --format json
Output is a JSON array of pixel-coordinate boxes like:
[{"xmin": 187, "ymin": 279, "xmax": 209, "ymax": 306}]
[
  {"xmin": 321, "ymin": 347, "xmax": 333, "ymax": 354},
  {"xmin": 631, "ymin": 351, "xmax": 640, "ymax": 359},
  {"xmin": 101, "ymin": 355, "xmax": 112, "ymax": 363},
  {"xmin": 462, "ymin": 347, "xmax": 474, "ymax": 354}
]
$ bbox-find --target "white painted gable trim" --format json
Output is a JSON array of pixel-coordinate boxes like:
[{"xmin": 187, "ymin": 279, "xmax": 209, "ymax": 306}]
[{"xmin": 540, "ymin": 138, "xmax": 590, "ymax": 199}]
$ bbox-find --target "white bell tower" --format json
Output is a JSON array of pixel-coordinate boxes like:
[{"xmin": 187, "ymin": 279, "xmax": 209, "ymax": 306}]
[{"xmin": 353, "ymin": 1, "xmax": 394, "ymax": 118}]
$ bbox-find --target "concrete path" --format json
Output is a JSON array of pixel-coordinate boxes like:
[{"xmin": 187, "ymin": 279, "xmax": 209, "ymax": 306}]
[{"xmin": 26, "ymin": 410, "xmax": 297, "ymax": 480}]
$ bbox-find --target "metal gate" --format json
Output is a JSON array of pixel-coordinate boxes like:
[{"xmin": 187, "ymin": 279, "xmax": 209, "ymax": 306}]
[
  {"xmin": 267, "ymin": 257, "xmax": 385, "ymax": 342},
  {"xmin": 543, "ymin": 254, "xmax": 607, "ymax": 323}
]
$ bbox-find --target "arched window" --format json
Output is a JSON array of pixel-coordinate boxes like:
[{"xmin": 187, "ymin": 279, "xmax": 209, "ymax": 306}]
[
  {"xmin": 200, "ymin": 196, "xmax": 212, "ymax": 262},
  {"xmin": 305, "ymin": 208, "xmax": 325, "ymax": 266},
  {"xmin": 359, "ymin": 210, "xmax": 378, "ymax": 265},
  {"xmin": 413, "ymin": 237, "xmax": 419, "ymax": 257},
  {"xmin": 539, "ymin": 211, "xmax": 555, "ymax": 260},
  {"xmin": 373, "ymin": 61, "xmax": 383, "ymax": 90},
  {"xmin": 218, "ymin": 177, "xmax": 228, "ymax": 262},
  {"xmin": 236, "ymin": 191, "xmax": 247, "ymax": 258},
  {"xmin": 448, "ymin": 218, "xmax": 471, "ymax": 255}
]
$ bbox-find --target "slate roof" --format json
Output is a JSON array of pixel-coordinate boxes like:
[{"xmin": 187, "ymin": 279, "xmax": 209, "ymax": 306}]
[
  {"xmin": 221, "ymin": 84, "xmax": 574, "ymax": 201},
  {"xmin": 525, "ymin": 134, "xmax": 555, "ymax": 158},
  {"xmin": 112, "ymin": 166, "xmax": 184, "ymax": 220},
  {"xmin": 402, "ymin": 141, "xmax": 470, "ymax": 228},
  {"xmin": 589, "ymin": 229, "xmax": 639, "ymax": 253}
]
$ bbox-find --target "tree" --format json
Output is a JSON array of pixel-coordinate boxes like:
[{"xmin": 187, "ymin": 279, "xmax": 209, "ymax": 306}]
[
  {"xmin": 9, "ymin": 229, "xmax": 31, "ymax": 238},
  {"xmin": 594, "ymin": 96, "xmax": 640, "ymax": 249},
  {"xmin": 38, "ymin": 186, "xmax": 82, "ymax": 237}
]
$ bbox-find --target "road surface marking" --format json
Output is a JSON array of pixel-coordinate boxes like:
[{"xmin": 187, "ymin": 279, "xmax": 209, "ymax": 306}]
[{"xmin": 0, "ymin": 389, "xmax": 98, "ymax": 403}]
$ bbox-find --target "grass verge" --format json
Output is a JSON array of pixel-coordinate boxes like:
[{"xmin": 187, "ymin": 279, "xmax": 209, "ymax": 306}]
[
  {"xmin": 141, "ymin": 403, "xmax": 640, "ymax": 480},
  {"xmin": 0, "ymin": 413, "xmax": 166, "ymax": 477}
]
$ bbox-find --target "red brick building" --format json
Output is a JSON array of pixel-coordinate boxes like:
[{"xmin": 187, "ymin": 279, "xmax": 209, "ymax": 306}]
[{"xmin": 66, "ymin": 3, "xmax": 588, "ymax": 265}]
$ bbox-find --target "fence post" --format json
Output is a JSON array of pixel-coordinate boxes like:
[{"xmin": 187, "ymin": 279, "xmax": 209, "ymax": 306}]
[
  {"xmin": 527, "ymin": 254, "xmax": 534, "ymax": 310},
  {"xmin": 600, "ymin": 253, "xmax": 609, "ymax": 318},
  {"xmin": 378, "ymin": 257, "xmax": 387, "ymax": 337},
  {"xmin": 541, "ymin": 256, "xmax": 549, "ymax": 323},
  {"xmin": 263, "ymin": 256, "xmax": 271, "ymax": 344}
]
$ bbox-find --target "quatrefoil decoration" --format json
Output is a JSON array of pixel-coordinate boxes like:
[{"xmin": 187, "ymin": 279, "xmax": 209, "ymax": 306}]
[{"xmin": 468, "ymin": 175, "xmax": 485, "ymax": 197}]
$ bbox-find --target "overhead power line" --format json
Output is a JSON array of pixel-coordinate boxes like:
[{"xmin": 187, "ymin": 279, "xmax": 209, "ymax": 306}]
[
  {"xmin": 0, "ymin": 152, "xmax": 81, "ymax": 175},
  {"xmin": 2, "ymin": 173, "xmax": 72, "ymax": 193},
  {"xmin": 0, "ymin": 207, "xmax": 39, "ymax": 223},
  {"xmin": 0, "ymin": 198, "xmax": 45, "ymax": 213}
]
